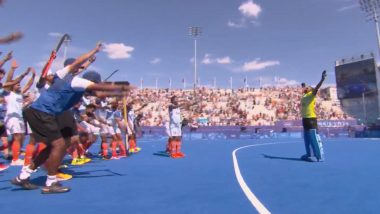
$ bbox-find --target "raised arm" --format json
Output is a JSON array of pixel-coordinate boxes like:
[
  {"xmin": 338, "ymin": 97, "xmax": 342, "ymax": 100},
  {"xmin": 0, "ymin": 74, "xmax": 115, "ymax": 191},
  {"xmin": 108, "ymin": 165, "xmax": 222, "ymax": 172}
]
[
  {"xmin": 0, "ymin": 32, "xmax": 23, "ymax": 44},
  {"xmin": 86, "ymin": 82, "xmax": 134, "ymax": 92},
  {"xmin": 22, "ymin": 68, "xmax": 36, "ymax": 94},
  {"xmin": 3, "ymin": 66, "xmax": 31, "ymax": 88},
  {"xmin": 92, "ymin": 91, "xmax": 130, "ymax": 98},
  {"xmin": 0, "ymin": 51, "xmax": 12, "ymax": 68},
  {"xmin": 5, "ymin": 59, "xmax": 18, "ymax": 82},
  {"xmin": 74, "ymin": 56, "xmax": 96, "ymax": 76},
  {"xmin": 67, "ymin": 42, "xmax": 102, "ymax": 73},
  {"xmin": 312, "ymin": 70, "xmax": 327, "ymax": 96}
]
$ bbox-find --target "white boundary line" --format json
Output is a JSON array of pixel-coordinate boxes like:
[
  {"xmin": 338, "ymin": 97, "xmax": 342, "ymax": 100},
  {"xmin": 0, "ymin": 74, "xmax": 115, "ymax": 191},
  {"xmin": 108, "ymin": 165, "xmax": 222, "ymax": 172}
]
[{"xmin": 232, "ymin": 142, "xmax": 295, "ymax": 214}]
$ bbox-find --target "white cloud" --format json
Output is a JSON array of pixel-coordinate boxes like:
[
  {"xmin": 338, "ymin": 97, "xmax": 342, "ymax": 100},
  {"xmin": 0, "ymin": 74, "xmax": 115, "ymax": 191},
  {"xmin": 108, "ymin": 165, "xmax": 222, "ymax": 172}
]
[
  {"xmin": 276, "ymin": 77, "xmax": 299, "ymax": 86},
  {"xmin": 202, "ymin": 54, "xmax": 213, "ymax": 64},
  {"xmin": 48, "ymin": 32, "xmax": 63, "ymax": 37},
  {"xmin": 216, "ymin": 56, "xmax": 232, "ymax": 64},
  {"xmin": 337, "ymin": 4, "xmax": 358, "ymax": 12},
  {"xmin": 103, "ymin": 43, "xmax": 134, "ymax": 59},
  {"xmin": 150, "ymin": 58, "xmax": 161, "ymax": 64},
  {"xmin": 258, "ymin": 76, "xmax": 299, "ymax": 87},
  {"xmin": 202, "ymin": 54, "xmax": 232, "ymax": 65},
  {"xmin": 227, "ymin": 20, "xmax": 245, "ymax": 28},
  {"xmin": 228, "ymin": 1, "xmax": 262, "ymax": 28},
  {"xmin": 242, "ymin": 59, "xmax": 280, "ymax": 72},
  {"xmin": 239, "ymin": 0, "xmax": 262, "ymax": 18}
]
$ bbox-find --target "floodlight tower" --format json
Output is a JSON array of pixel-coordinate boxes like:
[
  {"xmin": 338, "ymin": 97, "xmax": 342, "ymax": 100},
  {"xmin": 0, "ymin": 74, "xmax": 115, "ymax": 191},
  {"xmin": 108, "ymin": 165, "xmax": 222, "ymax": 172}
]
[
  {"xmin": 189, "ymin": 26, "xmax": 202, "ymax": 88},
  {"xmin": 360, "ymin": 0, "xmax": 380, "ymax": 57},
  {"xmin": 63, "ymin": 35, "xmax": 72, "ymax": 61},
  {"xmin": 360, "ymin": 0, "xmax": 380, "ymax": 121}
]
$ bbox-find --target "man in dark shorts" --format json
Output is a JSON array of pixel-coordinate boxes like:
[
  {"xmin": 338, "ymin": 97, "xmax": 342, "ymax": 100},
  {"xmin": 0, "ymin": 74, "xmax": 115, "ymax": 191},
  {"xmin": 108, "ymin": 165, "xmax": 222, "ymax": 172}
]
[{"xmin": 300, "ymin": 70, "xmax": 326, "ymax": 162}]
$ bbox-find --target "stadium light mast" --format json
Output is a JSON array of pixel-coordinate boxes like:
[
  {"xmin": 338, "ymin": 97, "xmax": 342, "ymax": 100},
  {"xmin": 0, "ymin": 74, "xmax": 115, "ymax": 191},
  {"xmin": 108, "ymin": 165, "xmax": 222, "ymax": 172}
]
[
  {"xmin": 189, "ymin": 27, "xmax": 202, "ymax": 89},
  {"xmin": 360, "ymin": 0, "xmax": 380, "ymax": 121},
  {"xmin": 63, "ymin": 35, "xmax": 72, "ymax": 61},
  {"xmin": 360, "ymin": 0, "xmax": 380, "ymax": 57}
]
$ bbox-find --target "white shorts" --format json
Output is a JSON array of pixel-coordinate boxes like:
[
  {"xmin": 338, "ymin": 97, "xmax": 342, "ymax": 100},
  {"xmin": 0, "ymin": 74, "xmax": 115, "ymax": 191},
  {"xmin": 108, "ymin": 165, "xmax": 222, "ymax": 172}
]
[
  {"xmin": 126, "ymin": 123, "xmax": 135, "ymax": 135},
  {"xmin": 169, "ymin": 124, "xmax": 182, "ymax": 137},
  {"xmin": 106, "ymin": 125, "xmax": 121, "ymax": 136},
  {"xmin": 5, "ymin": 117, "xmax": 25, "ymax": 135},
  {"xmin": 99, "ymin": 124, "xmax": 110, "ymax": 136},
  {"xmin": 80, "ymin": 121, "xmax": 100, "ymax": 135}
]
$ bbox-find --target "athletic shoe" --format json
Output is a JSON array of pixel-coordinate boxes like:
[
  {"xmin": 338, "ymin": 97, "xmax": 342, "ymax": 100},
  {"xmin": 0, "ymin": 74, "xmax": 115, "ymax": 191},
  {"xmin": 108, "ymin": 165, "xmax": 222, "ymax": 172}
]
[
  {"xmin": 0, "ymin": 163, "xmax": 9, "ymax": 172},
  {"xmin": 170, "ymin": 153, "xmax": 178, "ymax": 158},
  {"xmin": 176, "ymin": 152, "xmax": 185, "ymax": 158},
  {"xmin": 71, "ymin": 158, "xmax": 85, "ymax": 165},
  {"xmin": 135, "ymin": 147, "xmax": 141, "ymax": 152},
  {"xmin": 80, "ymin": 157, "xmax": 91, "ymax": 164},
  {"xmin": 172, "ymin": 153, "xmax": 185, "ymax": 159},
  {"xmin": 10, "ymin": 159, "xmax": 24, "ymax": 166},
  {"xmin": 128, "ymin": 148, "xmax": 135, "ymax": 153},
  {"xmin": 300, "ymin": 155, "xmax": 316, "ymax": 162},
  {"xmin": 110, "ymin": 156, "xmax": 120, "ymax": 160},
  {"xmin": 10, "ymin": 176, "xmax": 38, "ymax": 190},
  {"xmin": 102, "ymin": 156, "xmax": 110, "ymax": 160},
  {"xmin": 57, "ymin": 173, "xmax": 73, "ymax": 181},
  {"xmin": 118, "ymin": 154, "xmax": 127, "ymax": 158},
  {"xmin": 41, "ymin": 182, "xmax": 70, "ymax": 194}
]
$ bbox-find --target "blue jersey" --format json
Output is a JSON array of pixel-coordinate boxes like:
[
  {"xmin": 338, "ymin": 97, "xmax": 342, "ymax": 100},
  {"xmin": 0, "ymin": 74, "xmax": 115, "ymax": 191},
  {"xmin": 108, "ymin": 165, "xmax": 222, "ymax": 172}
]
[{"xmin": 30, "ymin": 68, "xmax": 93, "ymax": 116}]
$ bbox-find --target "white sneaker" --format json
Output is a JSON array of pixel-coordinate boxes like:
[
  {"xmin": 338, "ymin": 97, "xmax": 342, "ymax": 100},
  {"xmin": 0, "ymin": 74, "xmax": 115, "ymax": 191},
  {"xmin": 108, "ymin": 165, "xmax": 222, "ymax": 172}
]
[{"xmin": 10, "ymin": 159, "xmax": 24, "ymax": 166}]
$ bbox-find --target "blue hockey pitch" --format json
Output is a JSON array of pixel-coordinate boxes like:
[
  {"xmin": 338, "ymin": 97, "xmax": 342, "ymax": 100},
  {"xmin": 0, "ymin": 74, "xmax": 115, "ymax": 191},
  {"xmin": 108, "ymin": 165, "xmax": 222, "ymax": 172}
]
[{"xmin": 1, "ymin": 137, "xmax": 379, "ymax": 214}]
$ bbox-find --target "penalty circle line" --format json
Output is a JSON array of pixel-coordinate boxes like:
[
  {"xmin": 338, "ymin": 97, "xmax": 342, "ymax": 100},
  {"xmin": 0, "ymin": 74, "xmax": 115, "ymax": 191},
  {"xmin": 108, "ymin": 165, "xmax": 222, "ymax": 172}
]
[{"xmin": 232, "ymin": 142, "xmax": 296, "ymax": 214}]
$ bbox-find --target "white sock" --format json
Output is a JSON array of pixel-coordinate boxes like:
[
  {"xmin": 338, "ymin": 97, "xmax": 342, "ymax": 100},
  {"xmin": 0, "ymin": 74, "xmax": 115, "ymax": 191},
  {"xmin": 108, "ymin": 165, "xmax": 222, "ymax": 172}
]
[
  {"xmin": 46, "ymin": 175, "xmax": 57, "ymax": 187},
  {"xmin": 19, "ymin": 165, "xmax": 34, "ymax": 180}
]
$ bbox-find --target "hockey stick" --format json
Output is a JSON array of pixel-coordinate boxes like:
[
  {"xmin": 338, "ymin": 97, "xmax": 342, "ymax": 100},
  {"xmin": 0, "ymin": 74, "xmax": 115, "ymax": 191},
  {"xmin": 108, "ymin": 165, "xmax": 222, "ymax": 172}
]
[
  {"xmin": 37, "ymin": 33, "xmax": 70, "ymax": 86},
  {"xmin": 122, "ymin": 96, "xmax": 129, "ymax": 153},
  {"xmin": 104, "ymin": 69, "xmax": 119, "ymax": 81}
]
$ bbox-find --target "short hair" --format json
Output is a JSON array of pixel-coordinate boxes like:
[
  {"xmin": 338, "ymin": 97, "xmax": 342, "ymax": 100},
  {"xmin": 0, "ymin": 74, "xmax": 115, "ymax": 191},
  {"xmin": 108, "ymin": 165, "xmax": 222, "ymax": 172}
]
[
  {"xmin": 0, "ymin": 68, "xmax": 5, "ymax": 74},
  {"xmin": 171, "ymin": 96, "xmax": 177, "ymax": 103}
]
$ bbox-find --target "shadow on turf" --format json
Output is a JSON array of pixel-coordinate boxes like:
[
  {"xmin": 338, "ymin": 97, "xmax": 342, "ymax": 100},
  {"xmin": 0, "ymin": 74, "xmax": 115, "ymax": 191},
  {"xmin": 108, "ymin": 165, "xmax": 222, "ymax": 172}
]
[
  {"xmin": 262, "ymin": 154, "xmax": 305, "ymax": 162},
  {"xmin": 62, "ymin": 169, "xmax": 126, "ymax": 178},
  {"xmin": 8, "ymin": 169, "xmax": 125, "ymax": 191},
  {"xmin": 0, "ymin": 186, "xmax": 11, "ymax": 191}
]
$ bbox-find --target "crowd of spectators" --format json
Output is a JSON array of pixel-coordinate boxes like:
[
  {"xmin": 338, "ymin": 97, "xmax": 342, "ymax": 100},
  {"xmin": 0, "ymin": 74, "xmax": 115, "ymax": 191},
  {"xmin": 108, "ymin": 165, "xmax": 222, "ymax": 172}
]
[{"xmin": 116, "ymin": 86, "xmax": 352, "ymax": 127}]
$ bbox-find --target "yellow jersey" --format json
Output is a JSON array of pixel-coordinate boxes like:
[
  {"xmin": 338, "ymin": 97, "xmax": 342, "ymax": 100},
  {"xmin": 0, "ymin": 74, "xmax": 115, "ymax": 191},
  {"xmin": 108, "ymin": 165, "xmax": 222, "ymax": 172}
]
[{"xmin": 301, "ymin": 92, "xmax": 316, "ymax": 118}]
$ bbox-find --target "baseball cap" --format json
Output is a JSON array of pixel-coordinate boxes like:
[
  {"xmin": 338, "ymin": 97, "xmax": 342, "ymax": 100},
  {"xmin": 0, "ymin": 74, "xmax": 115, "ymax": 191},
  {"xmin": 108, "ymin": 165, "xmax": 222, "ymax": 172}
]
[
  {"xmin": 82, "ymin": 71, "xmax": 102, "ymax": 83},
  {"xmin": 64, "ymin": 58, "xmax": 76, "ymax": 67}
]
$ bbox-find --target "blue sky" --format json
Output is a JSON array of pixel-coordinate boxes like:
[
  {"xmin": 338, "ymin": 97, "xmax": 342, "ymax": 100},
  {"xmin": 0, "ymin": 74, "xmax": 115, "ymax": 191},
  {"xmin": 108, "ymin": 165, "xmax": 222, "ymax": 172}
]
[{"xmin": 0, "ymin": 0, "xmax": 377, "ymax": 88}]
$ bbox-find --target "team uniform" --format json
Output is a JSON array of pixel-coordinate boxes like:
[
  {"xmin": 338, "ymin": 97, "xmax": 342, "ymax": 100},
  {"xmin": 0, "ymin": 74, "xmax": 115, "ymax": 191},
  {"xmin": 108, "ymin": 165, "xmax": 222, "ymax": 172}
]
[
  {"xmin": 301, "ymin": 91, "xmax": 324, "ymax": 162},
  {"xmin": 166, "ymin": 105, "xmax": 185, "ymax": 158},
  {"xmin": 168, "ymin": 106, "xmax": 182, "ymax": 137},
  {"xmin": 126, "ymin": 108, "xmax": 141, "ymax": 153},
  {"xmin": 106, "ymin": 108, "xmax": 127, "ymax": 159},
  {"xmin": 95, "ymin": 106, "xmax": 111, "ymax": 158},
  {"xmin": 25, "ymin": 69, "xmax": 89, "ymax": 144},
  {"xmin": 4, "ymin": 91, "xmax": 26, "ymax": 165},
  {"xmin": 14, "ymin": 67, "xmax": 94, "ymax": 192},
  {"xmin": 0, "ymin": 86, "xmax": 10, "ymax": 171}
]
